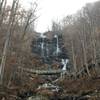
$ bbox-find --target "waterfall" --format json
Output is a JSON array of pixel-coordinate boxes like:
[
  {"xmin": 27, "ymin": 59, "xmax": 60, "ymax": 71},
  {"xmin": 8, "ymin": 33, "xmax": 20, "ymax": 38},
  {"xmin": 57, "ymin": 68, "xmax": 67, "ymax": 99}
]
[
  {"xmin": 61, "ymin": 59, "xmax": 69, "ymax": 71},
  {"xmin": 54, "ymin": 35, "xmax": 60, "ymax": 55},
  {"xmin": 40, "ymin": 33, "xmax": 46, "ymax": 57},
  {"xmin": 41, "ymin": 41, "xmax": 44, "ymax": 50},
  {"xmin": 46, "ymin": 43, "xmax": 49, "ymax": 57}
]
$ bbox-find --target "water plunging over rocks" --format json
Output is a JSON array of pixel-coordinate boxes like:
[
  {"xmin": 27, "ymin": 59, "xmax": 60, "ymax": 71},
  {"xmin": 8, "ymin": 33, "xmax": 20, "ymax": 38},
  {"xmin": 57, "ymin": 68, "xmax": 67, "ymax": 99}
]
[{"xmin": 31, "ymin": 31, "xmax": 69, "ymax": 71}]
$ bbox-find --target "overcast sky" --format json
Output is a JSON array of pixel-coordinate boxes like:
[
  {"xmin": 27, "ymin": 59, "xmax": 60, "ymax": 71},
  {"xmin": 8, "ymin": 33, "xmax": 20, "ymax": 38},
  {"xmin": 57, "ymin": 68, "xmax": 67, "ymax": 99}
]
[{"xmin": 8, "ymin": 0, "xmax": 98, "ymax": 33}]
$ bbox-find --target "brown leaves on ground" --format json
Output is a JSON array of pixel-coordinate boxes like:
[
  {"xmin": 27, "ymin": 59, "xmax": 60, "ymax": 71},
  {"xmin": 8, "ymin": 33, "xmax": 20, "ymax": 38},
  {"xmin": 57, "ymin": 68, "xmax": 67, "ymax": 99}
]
[{"xmin": 57, "ymin": 77, "xmax": 100, "ymax": 95}]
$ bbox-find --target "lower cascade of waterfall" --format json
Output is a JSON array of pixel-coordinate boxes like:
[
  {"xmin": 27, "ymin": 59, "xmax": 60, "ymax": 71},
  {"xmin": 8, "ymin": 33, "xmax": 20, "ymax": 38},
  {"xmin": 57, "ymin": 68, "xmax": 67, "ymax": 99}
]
[{"xmin": 61, "ymin": 59, "xmax": 69, "ymax": 71}]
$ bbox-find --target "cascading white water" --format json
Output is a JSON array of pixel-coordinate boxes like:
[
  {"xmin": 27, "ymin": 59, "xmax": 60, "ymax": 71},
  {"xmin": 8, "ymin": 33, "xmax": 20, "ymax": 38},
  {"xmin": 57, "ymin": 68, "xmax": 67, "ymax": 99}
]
[
  {"xmin": 61, "ymin": 59, "xmax": 69, "ymax": 71},
  {"xmin": 54, "ymin": 35, "xmax": 60, "ymax": 55},
  {"xmin": 41, "ymin": 42, "xmax": 44, "ymax": 50},
  {"xmin": 46, "ymin": 43, "xmax": 49, "ymax": 57},
  {"xmin": 40, "ymin": 33, "xmax": 46, "ymax": 57}
]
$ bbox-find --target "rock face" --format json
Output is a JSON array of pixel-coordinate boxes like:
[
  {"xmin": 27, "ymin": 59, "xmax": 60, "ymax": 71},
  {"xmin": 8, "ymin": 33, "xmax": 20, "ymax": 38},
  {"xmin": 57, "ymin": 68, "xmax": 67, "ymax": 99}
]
[{"xmin": 31, "ymin": 31, "xmax": 69, "ymax": 69}]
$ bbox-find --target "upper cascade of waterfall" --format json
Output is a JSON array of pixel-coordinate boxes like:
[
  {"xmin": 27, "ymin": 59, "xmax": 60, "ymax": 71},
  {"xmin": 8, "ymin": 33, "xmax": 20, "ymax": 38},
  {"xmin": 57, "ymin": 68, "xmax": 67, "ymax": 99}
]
[
  {"xmin": 54, "ymin": 34, "xmax": 57, "ymax": 38},
  {"xmin": 31, "ymin": 31, "xmax": 69, "ymax": 68},
  {"xmin": 40, "ymin": 33, "xmax": 46, "ymax": 38},
  {"xmin": 54, "ymin": 34, "xmax": 61, "ymax": 54}
]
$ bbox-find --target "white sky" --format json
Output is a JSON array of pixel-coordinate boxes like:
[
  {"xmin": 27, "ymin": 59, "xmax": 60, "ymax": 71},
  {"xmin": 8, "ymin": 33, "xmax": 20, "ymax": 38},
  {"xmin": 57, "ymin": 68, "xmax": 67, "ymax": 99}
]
[{"xmin": 8, "ymin": 0, "xmax": 98, "ymax": 33}]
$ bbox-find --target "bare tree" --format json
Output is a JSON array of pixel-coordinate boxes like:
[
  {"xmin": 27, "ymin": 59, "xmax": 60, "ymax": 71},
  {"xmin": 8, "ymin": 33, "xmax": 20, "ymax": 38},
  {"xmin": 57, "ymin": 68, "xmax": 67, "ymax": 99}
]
[
  {"xmin": 21, "ymin": 2, "xmax": 38, "ymax": 40},
  {"xmin": 0, "ymin": 0, "xmax": 7, "ymax": 27},
  {"xmin": 0, "ymin": 0, "xmax": 19, "ymax": 85}
]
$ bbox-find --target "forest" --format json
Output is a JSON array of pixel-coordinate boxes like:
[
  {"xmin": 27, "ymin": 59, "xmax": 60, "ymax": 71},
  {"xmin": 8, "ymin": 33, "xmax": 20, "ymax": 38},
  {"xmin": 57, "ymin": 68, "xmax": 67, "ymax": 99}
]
[{"xmin": 0, "ymin": 0, "xmax": 100, "ymax": 100}]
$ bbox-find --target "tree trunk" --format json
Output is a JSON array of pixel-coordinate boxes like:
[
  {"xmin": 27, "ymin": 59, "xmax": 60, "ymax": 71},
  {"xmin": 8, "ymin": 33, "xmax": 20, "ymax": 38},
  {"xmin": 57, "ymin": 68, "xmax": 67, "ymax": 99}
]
[
  {"xmin": 71, "ymin": 40, "xmax": 77, "ymax": 74},
  {"xmin": 0, "ymin": 0, "xmax": 18, "ymax": 85}
]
